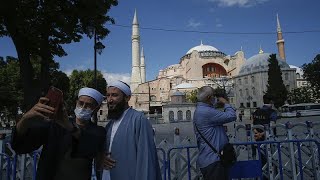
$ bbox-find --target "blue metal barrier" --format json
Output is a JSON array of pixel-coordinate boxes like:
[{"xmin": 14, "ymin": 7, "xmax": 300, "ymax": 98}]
[
  {"xmin": 157, "ymin": 148, "xmax": 167, "ymax": 180},
  {"xmin": 0, "ymin": 153, "xmax": 11, "ymax": 180},
  {"xmin": 1, "ymin": 139, "xmax": 319, "ymax": 180}
]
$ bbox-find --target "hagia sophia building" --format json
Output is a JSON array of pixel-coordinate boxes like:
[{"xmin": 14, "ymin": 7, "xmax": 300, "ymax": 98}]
[
  {"xmin": 96, "ymin": 11, "xmax": 306, "ymax": 123},
  {"xmin": 126, "ymin": 10, "xmax": 307, "ymax": 116}
]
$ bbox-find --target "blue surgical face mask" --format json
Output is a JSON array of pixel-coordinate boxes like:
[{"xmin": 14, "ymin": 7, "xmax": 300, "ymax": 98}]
[{"xmin": 74, "ymin": 107, "xmax": 93, "ymax": 121}]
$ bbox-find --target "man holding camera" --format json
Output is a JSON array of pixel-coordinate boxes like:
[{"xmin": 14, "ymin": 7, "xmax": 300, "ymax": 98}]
[
  {"xmin": 12, "ymin": 87, "xmax": 106, "ymax": 180},
  {"xmin": 193, "ymin": 86, "xmax": 236, "ymax": 180}
]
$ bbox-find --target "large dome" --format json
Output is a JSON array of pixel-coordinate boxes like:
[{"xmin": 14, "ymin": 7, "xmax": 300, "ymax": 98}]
[
  {"xmin": 238, "ymin": 53, "xmax": 290, "ymax": 75},
  {"xmin": 186, "ymin": 43, "xmax": 219, "ymax": 54}
]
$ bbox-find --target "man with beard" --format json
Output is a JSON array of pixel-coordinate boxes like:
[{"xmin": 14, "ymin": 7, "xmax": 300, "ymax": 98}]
[
  {"xmin": 12, "ymin": 87, "xmax": 106, "ymax": 180},
  {"xmin": 101, "ymin": 80, "xmax": 161, "ymax": 180}
]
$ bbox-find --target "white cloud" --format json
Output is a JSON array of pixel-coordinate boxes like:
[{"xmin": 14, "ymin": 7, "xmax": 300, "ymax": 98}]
[
  {"xmin": 209, "ymin": 0, "xmax": 269, "ymax": 7},
  {"xmin": 187, "ymin": 18, "xmax": 202, "ymax": 28},
  {"xmin": 102, "ymin": 72, "xmax": 131, "ymax": 85},
  {"xmin": 62, "ymin": 68, "xmax": 131, "ymax": 85}
]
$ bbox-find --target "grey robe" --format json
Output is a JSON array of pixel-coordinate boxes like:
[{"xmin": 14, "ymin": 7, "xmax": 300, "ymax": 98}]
[{"xmin": 105, "ymin": 108, "xmax": 162, "ymax": 180}]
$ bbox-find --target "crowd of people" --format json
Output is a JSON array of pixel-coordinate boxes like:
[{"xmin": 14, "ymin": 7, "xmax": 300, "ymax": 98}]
[{"xmin": 10, "ymin": 82, "xmax": 277, "ymax": 180}]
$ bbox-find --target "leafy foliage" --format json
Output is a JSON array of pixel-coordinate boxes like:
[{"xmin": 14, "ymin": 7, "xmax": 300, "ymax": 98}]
[
  {"xmin": 265, "ymin": 54, "xmax": 288, "ymax": 108},
  {"xmin": 67, "ymin": 69, "xmax": 106, "ymax": 113},
  {"xmin": 287, "ymin": 86, "xmax": 316, "ymax": 104},
  {"xmin": 302, "ymin": 54, "xmax": 320, "ymax": 100},
  {"xmin": 186, "ymin": 90, "xmax": 198, "ymax": 103},
  {"xmin": 0, "ymin": 0, "xmax": 117, "ymax": 109},
  {"xmin": 0, "ymin": 56, "xmax": 70, "ymax": 118}
]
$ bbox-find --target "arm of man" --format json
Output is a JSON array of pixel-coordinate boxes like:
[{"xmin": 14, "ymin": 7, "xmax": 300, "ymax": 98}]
[
  {"xmin": 207, "ymin": 98, "xmax": 236, "ymax": 125},
  {"xmin": 12, "ymin": 97, "xmax": 53, "ymax": 153},
  {"xmin": 134, "ymin": 114, "xmax": 162, "ymax": 180}
]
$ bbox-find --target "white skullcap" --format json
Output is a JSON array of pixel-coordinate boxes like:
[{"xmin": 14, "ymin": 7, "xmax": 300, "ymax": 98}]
[
  {"xmin": 108, "ymin": 80, "xmax": 131, "ymax": 96},
  {"xmin": 78, "ymin": 87, "xmax": 104, "ymax": 105}
]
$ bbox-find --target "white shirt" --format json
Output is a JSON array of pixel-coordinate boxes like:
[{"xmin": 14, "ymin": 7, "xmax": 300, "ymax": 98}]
[{"xmin": 102, "ymin": 109, "xmax": 129, "ymax": 180}]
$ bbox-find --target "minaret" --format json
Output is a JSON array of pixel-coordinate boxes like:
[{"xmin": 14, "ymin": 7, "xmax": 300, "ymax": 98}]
[
  {"xmin": 276, "ymin": 14, "xmax": 286, "ymax": 60},
  {"xmin": 140, "ymin": 47, "xmax": 146, "ymax": 83},
  {"xmin": 131, "ymin": 9, "xmax": 142, "ymax": 91}
]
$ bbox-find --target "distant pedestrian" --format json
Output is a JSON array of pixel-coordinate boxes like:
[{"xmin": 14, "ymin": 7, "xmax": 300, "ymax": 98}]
[{"xmin": 238, "ymin": 113, "xmax": 243, "ymax": 122}]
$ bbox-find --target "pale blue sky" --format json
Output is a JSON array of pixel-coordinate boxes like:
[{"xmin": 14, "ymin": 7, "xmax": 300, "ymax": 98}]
[{"xmin": 1, "ymin": 0, "xmax": 319, "ymax": 84}]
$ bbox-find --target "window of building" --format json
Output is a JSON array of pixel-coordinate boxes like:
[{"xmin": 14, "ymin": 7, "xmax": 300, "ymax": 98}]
[
  {"xmin": 245, "ymin": 88, "xmax": 249, "ymax": 96},
  {"xmin": 239, "ymin": 89, "xmax": 243, "ymax": 96},
  {"xmin": 150, "ymin": 95, "xmax": 156, "ymax": 101},
  {"xmin": 169, "ymin": 111, "xmax": 174, "ymax": 121},
  {"xmin": 244, "ymin": 77, "xmax": 248, "ymax": 84},
  {"xmin": 100, "ymin": 110, "xmax": 103, "ymax": 115},
  {"xmin": 246, "ymin": 102, "xmax": 250, "ymax": 108},
  {"xmin": 251, "ymin": 76, "xmax": 255, "ymax": 83},
  {"xmin": 296, "ymin": 73, "xmax": 301, "ymax": 79},
  {"xmin": 186, "ymin": 110, "xmax": 191, "ymax": 121},
  {"xmin": 238, "ymin": 79, "xmax": 242, "ymax": 85},
  {"xmin": 240, "ymin": 103, "xmax": 244, "ymax": 108},
  {"xmin": 177, "ymin": 110, "xmax": 183, "ymax": 121},
  {"xmin": 253, "ymin": 102, "xmax": 257, "ymax": 107},
  {"xmin": 286, "ymin": 85, "xmax": 290, "ymax": 91},
  {"xmin": 252, "ymin": 87, "xmax": 256, "ymax": 95},
  {"xmin": 285, "ymin": 73, "xmax": 289, "ymax": 80}
]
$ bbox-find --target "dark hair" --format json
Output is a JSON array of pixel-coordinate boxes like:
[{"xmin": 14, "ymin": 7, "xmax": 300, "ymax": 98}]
[{"xmin": 263, "ymin": 94, "xmax": 273, "ymax": 104}]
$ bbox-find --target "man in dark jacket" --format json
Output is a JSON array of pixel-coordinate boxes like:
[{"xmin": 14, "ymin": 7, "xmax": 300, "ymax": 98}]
[{"xmin": 12, "ymin": 87, "xmax": 106, "ymax": 180}]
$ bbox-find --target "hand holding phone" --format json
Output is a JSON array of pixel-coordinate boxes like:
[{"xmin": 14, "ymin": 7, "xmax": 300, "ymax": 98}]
[{"xmin": 45, "ymin": 86, "xmax": 63, "ymax": 119}]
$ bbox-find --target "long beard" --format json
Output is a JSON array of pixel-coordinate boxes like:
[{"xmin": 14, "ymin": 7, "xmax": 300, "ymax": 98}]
[{"xmin": 107, "ymin": 99, "xmax": 126, "ymax": 120}]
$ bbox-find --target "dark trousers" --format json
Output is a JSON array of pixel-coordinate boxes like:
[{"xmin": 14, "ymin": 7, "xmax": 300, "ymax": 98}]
[{"xmin": 200, "ymin": 161, "xmax": 228, "ymax": 180}]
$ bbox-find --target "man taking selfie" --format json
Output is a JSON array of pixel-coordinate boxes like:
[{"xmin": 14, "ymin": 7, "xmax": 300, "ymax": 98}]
[{"xmin": 11, "ymin": 87, "xmax": 106, "ymax": 180}]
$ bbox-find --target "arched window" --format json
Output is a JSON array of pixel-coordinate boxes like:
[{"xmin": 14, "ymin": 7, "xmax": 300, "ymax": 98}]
[
  {"xmin": 244, "ymin": 77, "xmax": 248, "ymax": 84},
  {"xmin": 238, "ymin": 79, "xmax": 242, "ymax": 85},
  {"xmin": 178, "ymin": 110, "xmax": 183, "ymax": 121},
  {"xmin": 285, "ymin": 73, "xmax": 289, "ymax": 80},
  {"xmin": 252, "ymin": 87, "xmax": 256, "ymax": 95},
  {"xmin": 245, "ymin": 88, "xmax": 249, "ymax": 96},
  {"xmin": 169, "ymin": 111, "xmax": 174, "ymax": 121},
  {"xmin": 296, "ymin": 73, "xmax": 301, "ymax": 79},
  {"xmin": 186, "ymin": 110, "xmax": 191, "ymax": 121},
  {"xmin": 251, "ymin": 76, "xmax": 255, "ymax": 83},
  {"xmin": 239, "ymin": 89, "xmax": 243, "ymax": 96},
  {"xmin": 150, "ymin": 95, "xmax": 156, "ymax": 102}
]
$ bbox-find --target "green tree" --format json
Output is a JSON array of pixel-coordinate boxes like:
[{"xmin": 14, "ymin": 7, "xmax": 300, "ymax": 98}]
[
  {"xmin": 287, "ymin": 86, "xmax": 316, "ymax": 104},
  {"xmin": 186, "ymin": 90, "xmax": 198, "ymax": 103},
  {"xmin": 265, "ymin": 54, "xmax": 288, "ymax": 108},
  {"xmin": 302, "ymin": 54, "xmax": 320, "ymax": 99},
  {"xmin": 0, "ymin": 56, "xmax": 23, "ymax": 119},
  {"xmin": 67, "ymin": 69, "xmax": 106, "ymax": 113},
  {"xmin": 0, "ymin": 0, "xmax": 117, "ymax": 110},
  {"xmin": 0, "ymin": 56, "xmax": 69, "ymax": 117}
]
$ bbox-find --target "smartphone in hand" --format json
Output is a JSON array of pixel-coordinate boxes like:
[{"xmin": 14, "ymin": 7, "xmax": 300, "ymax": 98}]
[{"xmin": 45, "ymin": 86, "xmax": 63, "ymax": 119}]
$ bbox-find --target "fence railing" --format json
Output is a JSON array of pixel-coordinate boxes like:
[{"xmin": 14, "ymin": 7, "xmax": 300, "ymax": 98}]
[
  {"xmin": 0, "ymin": 139, "xmax": 318, "ymax": 180},
  {"xmin": 1, "ymin": 120, "xmax": 320, "ymax": 180}
]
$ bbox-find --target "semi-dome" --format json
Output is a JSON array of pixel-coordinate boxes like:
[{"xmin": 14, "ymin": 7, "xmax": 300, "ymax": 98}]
[
  {"xmin": 186, "ymin": 42, "xmax": 219, "ymax": 54},
  {"xmin": 238, "ymin": 53, "xmax": 290, "ymax": 75}
]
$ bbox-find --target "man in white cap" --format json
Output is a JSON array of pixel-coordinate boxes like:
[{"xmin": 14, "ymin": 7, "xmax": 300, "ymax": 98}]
[
  {"xmin": 12, "ymin": 87, "xmax": 106, "ymax": 180},
  {"xmin": 102, "ymin": 80, "xmax": 161, "ymax": 180}
]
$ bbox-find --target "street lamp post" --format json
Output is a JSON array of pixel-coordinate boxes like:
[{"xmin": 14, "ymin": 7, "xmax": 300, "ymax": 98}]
[
  {"xmin": 93, "ymin": 30, "xmax": 105, "ymax": 89},
  {"xmin": 247, "ymin": 95, "xmax": 253, "ymax": 120}
]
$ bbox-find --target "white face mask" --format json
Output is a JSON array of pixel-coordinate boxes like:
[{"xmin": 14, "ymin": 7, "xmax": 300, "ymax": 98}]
[{"xmin": 74, "ymin": 107, "xmax": 93, "ymax": 121}]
